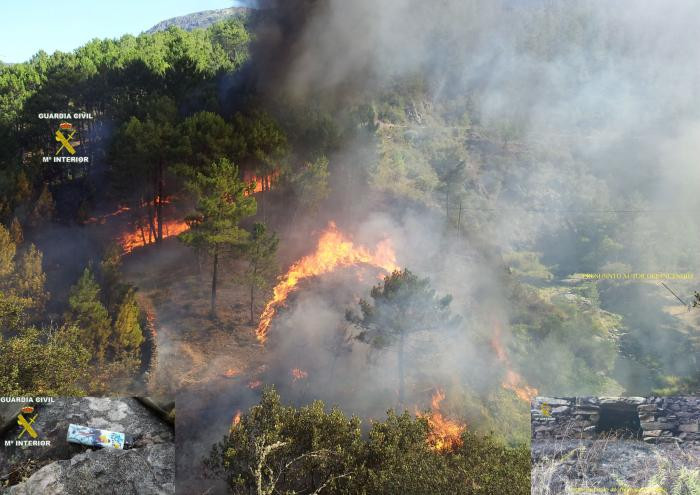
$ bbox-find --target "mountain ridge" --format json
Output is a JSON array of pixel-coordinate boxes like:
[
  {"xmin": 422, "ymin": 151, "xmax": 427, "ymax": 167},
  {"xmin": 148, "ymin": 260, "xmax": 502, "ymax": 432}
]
[{"xmin": 145, "ymin": 7, "xmax": 249, "ymax": 34}]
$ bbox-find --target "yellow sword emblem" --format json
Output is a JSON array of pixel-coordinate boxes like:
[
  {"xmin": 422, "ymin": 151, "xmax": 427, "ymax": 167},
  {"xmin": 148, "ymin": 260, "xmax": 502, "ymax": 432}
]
[
  {"xmin": 55, "ymin": 129, "xmax": 77, "ymax": 155},
  {"xmin": 17, "ymin": 413, "xmax": 38, "ymax": 439}
]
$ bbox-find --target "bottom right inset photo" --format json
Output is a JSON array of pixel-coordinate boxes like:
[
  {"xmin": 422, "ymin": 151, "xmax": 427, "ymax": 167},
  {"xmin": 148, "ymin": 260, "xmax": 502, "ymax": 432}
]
[{"xmin": 531, "ymin": 396, "xmax": 700, "ymax": 495}]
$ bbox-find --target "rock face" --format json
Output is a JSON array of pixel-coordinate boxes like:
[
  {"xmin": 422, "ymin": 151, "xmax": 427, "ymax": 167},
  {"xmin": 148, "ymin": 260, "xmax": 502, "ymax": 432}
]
[
  {"xmin": 531, "ymin": 396, "xmax": 700, "ymax": 445},
  {"xmin": 0, "ymin": 398, "xmax": 174, "ymax": 494},
  {"xmin": 145, "ymin": 8, "xmax": 249, "ymax": 34},
  {"xmin": 5, "ymin": 444, "xmax": 174, "ymax": 495}
]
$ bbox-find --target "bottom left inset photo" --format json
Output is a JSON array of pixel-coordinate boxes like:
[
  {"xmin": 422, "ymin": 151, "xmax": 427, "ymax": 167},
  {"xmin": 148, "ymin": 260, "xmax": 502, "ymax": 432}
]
[{"xmin": 0, "ymin": 397, "xmax": 174, "ymax": 495}]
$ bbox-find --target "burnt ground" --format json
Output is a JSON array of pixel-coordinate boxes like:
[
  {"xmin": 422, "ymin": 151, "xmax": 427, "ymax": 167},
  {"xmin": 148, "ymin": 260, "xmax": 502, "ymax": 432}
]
[
  {"xmin": 121, "ymin": 238, "xmax": 271, "ymax": 495},
  {"xmin": 531, "ymin": 437, "xmax": 700, "ymax": 495},
  {"xmin": 121, "ymin": 238, "xmax": 269, "ymax": 397}
]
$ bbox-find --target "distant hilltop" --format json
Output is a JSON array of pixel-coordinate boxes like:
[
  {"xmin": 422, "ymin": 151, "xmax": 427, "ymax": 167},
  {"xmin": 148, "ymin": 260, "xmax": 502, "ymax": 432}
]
[{"xmin": 146, "ymin": 7, "xmax": 250, "ymax": 34}]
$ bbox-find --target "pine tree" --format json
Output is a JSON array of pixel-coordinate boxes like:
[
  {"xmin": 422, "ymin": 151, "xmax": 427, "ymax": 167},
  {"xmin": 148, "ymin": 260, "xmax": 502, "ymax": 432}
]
[
  {"xmin": 112, "ymin": 288, "xmax": 144, "ymax": 354},
  {"xmin": 67, "ymin": 267, "xmax": 112, "ymax": 363},
  {"xmin": 9, "ymin": 217, "xmax": 23, "ymax": 245},
  {"xmin": 100, "ymin": 243, "xmax": 128, "ymax": 312},
  {"xmin": 240, "ymin": 222, "xmax": 278, "ymax": 323},
  {"xmin": 28, "ymin": 183, "xmax": 55, "ymax": 227},
  {"xmin": 179, "ymin": 158, "xmax": 257, "ymax": 316},
  {"xmin": 347, "ymin": 269, "xmax": 458, "ymax": 406},
  {"xmin": 0, "ymin": 223, "xmax": 16, "ymax": 279},
  {"xmin": 13, "ymin": 243, "xmax": 47, "ymax": 310},
  {"xmin": 290, "ymin": 156, "xmax": 330, "ymax": 219}
]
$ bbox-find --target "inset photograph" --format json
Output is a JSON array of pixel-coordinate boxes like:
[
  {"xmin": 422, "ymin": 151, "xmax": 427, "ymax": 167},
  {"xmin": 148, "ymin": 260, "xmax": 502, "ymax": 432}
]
[
  {"xmin": 531, "ymin": 396, "xmax": 700, "ymax": 495},
  {"xmin": 0, "ymin": 397, "xmax": 174, "ymax": 495}
]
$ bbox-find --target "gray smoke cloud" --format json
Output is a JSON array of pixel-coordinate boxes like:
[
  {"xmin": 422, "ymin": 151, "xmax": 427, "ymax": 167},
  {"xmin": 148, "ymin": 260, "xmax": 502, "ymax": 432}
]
[
  {"xmin": 181, "ymin": 3, "xmax": 700, "ymax": 486},
  {"xmin": 241, "ymin": 0, "xmax": 700, "ymax": 397}
]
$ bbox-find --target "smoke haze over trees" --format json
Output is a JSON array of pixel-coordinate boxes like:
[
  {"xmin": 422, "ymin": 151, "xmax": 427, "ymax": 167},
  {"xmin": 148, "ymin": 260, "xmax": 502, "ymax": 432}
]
[{"xmin": 0, "ymin": 1, "xmax": 699, "ymax": 493}]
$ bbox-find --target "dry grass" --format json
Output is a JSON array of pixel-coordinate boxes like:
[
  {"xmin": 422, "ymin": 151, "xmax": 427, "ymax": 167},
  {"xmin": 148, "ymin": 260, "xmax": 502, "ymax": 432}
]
[
  {"xmin": 532, "ymin": 432, "xmax": 700, "ymax": 495},
  {"xmin": 121, "ymin": 240, "xmax": 268, "ymax": 395}
]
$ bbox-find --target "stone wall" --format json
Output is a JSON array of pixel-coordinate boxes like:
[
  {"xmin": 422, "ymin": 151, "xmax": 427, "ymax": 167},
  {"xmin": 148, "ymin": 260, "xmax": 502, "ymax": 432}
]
[{"xmin": 531, "ymin": 396, "xmax": 700, "ymax": 445}]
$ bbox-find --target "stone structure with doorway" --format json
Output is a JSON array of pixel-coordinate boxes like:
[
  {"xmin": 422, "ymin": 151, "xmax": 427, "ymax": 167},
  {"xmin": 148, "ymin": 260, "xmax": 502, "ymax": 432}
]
[{"xmin": 531, "ymin": 396, "xmax": 700, "ymax": 444}]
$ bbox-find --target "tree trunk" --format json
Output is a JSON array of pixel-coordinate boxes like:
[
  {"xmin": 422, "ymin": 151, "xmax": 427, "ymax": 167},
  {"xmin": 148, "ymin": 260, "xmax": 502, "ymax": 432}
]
[
  {"xmin": 398, "ymin": 332, "xmax": 405, "ymax": 407},
  {"xmin": 261, "ymin": 189, "xmax": 266, "ymax": 224},
  {"xmin": 211, "ymin": 246, "xmax": 219, "ymax": 316},
  {"xmin": 250, "ymin": 283, "xmax": 255, "ymax": 324},
  {"xmin": 156, "ymin": 162, "xmax": 164, "ymax": 243},
  {"xmin": 445, "ymin": 189, "xmax": 449, "ymax": 220},
  {"xmin": 457, "ymin": 201, "xmax": 463, "ymax": 235},
  {"xmin": 146, "ymin": 197, "xmax": 156, "ymax": 243}
]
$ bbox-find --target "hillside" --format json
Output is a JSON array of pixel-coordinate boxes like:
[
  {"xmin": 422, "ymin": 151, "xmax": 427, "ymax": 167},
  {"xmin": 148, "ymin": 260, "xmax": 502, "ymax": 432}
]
[{"xmin": 146, "ymin": 7, "xmax": 249, "ymax": 33}]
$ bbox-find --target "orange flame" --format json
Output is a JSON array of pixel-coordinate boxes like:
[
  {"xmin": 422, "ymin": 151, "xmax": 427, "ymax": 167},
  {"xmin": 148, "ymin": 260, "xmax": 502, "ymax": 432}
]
[
  {"xmin": 256, "ymin": 222, "xmax": 398, "ymax": 344},
  {"xmin": 145, "ymin": 309, "xmax": 157, "ymax": 341},
  {"xmin": 243, "ymin": 171, "xmax": 278, "ymax": 196},
  {"xmin": 231, "ymin": 410, "xmax": 242, "ymax": 431},
  {"xmin": 491, "ymin": 320, "xmax": 538, "ymax": 402},
  {"xmin": 291, "ymin": 368, "xmax": 308, "ymax": 382},
  {"xmin": 417, "ymin": 389, "xmax": 466, "ymax": 452},
  {"xmin": 120, "ymin": 219, "xmax": 189, "ymax": 254},
  {"xmin": 223, "ymin": 368, "xmax": 240, "ymax": 378},
  {"xmin": 85, "ymin": 205, "xmax": 131, "ymax": 225}
]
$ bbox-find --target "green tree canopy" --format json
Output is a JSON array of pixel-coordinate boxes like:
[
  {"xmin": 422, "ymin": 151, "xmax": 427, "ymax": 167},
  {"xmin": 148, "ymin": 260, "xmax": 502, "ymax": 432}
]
[
  {"xmin": 240, "ymin": 222, "xmax": 279, "ymax": 323},
  {"xmin": 67, "ymin": 267, "xmax": 112, "ymax": 363},
  {"xmin": 179, "ymin": 111, "xmax": 244, "ymax": 171},
  {"xmin": 348, "ymin": 269, "xmax": 458, "ymax": 406},
  {"xmin": 0, "ymin": 223, "xmax": 16, "ymax": 278},
  {"xmin": 179, "ymin": 158, "xmax": 257, "ymax": 314},
  {"xmin": 110, "ymin": 96, "xmax": 182, "ymax": 243},
  {"xmin": 0, "ymin": 325, "xmax": 91, "ymax": 396},
  {"xmin": 113, "ymin": 288, "xmax": 144, "ymax": 355},
  {"xmin": 12, "ymin": 243, "xmax": 48, "ymax": 311},
  {"xmin": 206, "ymin": 387, "xmax": 530, "ymax": 495}
]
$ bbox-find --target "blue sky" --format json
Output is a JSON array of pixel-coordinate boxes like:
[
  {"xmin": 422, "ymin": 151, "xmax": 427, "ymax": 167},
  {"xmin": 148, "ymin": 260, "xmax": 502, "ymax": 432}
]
[{"xmin": 1, "ymin": 0, "xmax": 241, "ymax": 63}]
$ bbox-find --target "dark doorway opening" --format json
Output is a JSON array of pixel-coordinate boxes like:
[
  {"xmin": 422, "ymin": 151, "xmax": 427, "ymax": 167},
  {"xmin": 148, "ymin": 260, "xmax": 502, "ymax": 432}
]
[{"xmin": 596, "ymin": 405, "xmax": 642, "ymax": 439}]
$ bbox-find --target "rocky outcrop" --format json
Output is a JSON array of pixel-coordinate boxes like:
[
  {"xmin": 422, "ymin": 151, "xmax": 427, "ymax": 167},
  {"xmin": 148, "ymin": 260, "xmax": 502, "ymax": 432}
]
[
  {"xmin": 531, "ymin": 396, "xmax": 700, "ymax": 445},
  {"xmin": 145, "ymin": 8, "xmax": 249, "ymax": 34},
  {"xmin": 5, "ymin": 443, "xmax": 174, "ymax": 495}
]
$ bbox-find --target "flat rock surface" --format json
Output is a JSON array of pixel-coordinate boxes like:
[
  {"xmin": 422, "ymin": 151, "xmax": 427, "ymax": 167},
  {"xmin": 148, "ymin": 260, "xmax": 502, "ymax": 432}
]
[{"xmin": 5, "ymin": 443, "xmax": 174, "ymax": 495}]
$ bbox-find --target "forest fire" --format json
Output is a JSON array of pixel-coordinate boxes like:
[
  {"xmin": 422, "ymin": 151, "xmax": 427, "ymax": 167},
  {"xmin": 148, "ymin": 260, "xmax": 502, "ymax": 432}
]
[
  {"xmin": 243, "ymin": 171, "xmax": 279, "ymax": 195},
  {"xmin": 231, "ymin": 410, "xmax": 242, "ymax": 431},
  {"xmin": 223, "ymin": 368, "xmax": 240, "ymax": 378},
  {"xmin": 491, "ymin": 321, "xmax": 538, "ymax": 402},
  {"xmin": 85, "ymin": 205, "xmax": 131, "ymax": 224},
  {"xmin": 417, "ymin": 389, "xmax": 466, "ymax": 452},
  {"xmin": 120, "ymin": 219, "xmax": 189, "ymax": 254},
  {"xmin": 248, "ymin": 380, "xmax": 262, "ymax": 389},
  {"xmin": 291, "ymin": 368, "xmax": 308, "ymax": 381},
  {"xmin": 117, "ymin": 172, "xmax": 269, "ymax": 254},
  {"xmin": 256, "ymin": 222, "xmax": 398, "ymax": 344}
]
